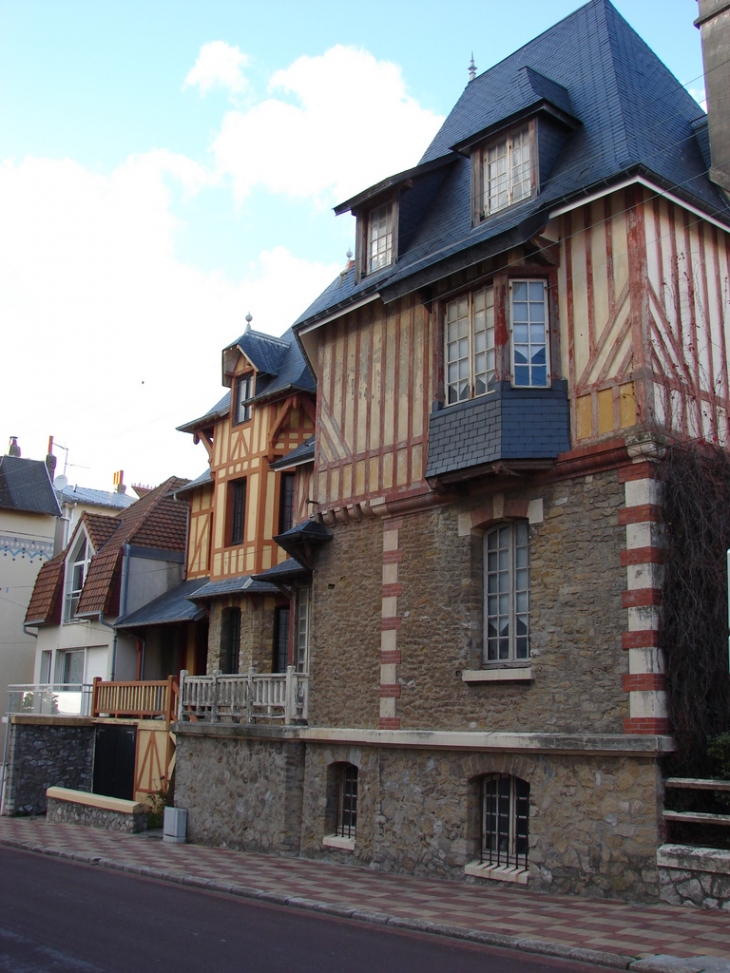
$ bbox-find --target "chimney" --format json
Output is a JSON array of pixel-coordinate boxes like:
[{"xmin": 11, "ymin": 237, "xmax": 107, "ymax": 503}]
[
  {"xmin": 695, "ymin": 0, "xmax": 730, "ymax": 194},
  {"xmin": 7, "ymin": 436, "xmax": 20, "ymax": 457},
  {"xmin": 113, "ymin": 470, "xmax": 127, "ymax": 494},
  {"xmin": 46, "ymin": 435, "xmax": 57, "ymax": 479}
]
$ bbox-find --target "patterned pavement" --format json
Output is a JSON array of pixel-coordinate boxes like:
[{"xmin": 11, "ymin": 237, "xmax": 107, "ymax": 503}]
[{"xmin": 1, "ymin": 816, "xmax": 729, "ymax": 972}]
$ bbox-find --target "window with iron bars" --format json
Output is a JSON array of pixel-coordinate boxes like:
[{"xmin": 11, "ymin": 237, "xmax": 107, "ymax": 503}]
[
  {"xmin": 481, "ymin": 774, "xmax": 529, "ymax": 869},
  {"xmin": 336, "ymin": 764, "xmax": 358, "ymax": 838}
]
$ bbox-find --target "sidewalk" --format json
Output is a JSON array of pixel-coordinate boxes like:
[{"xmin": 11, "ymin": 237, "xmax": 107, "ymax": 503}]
[{"xmin": 0, "ymin": 816, "xmax": 728, "ymax": 973}]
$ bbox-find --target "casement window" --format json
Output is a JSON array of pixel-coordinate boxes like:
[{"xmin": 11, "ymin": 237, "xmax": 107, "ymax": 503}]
[
  {"xmin": 272, "ymin": 605, "xmax": 290, "ymax": 673},
  {"xmin": 39, "ymin": 650, "xmax": 52, "ymax": 684},
  {"xmin": 65, "ymin": 537, "xmax": 91, "ymax": 621},
  {"xmin": 364, "ymin": 202, "xmax": 395, "ymax": 275},
  {"xmin": 481, "ymin": 774, "xmax": 529, "ymax": 870},
  {"xmin": 55, "ymin": 649, "xmax": 85, "ymax": 685},
  {"xmin": 228, "ymin": 478, "xmax": 247, "ymax": 546},
  {"xmin": 446, "ymin": 285, "xmax": 495, "ymax": 403},
  {"xmin": 294, "ymin": 587, "xmax": 311, "ymax": 674},
  {"xmin": 234, "ymin": 374, "xmax": 253, "ymax": 425},
  {"xmin": 278, "ymin": 472, "xmax": 296, "ymax": 535},
  {"xmin": 510, "ymin": 280, "xmax": 548, "ymax": 388},
  {"xmin": 336, "ymin": 764, "xmax": 358, "ymax": 838},
  {"xmin": 220, "ymin": 607, "xmax": 241, "ymax": 674},
  {"xmin": 474, "ymin": 123, "xmax": 535, "ymax": 221},
  {"xmin": 484, "ymin": 522, "xmax": 530, "ymax": 665}
]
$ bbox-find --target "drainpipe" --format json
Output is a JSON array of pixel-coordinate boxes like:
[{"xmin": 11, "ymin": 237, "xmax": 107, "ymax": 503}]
[{"xmin": 97, "ymin": 613, "xmax": 118, "ymax": 681}]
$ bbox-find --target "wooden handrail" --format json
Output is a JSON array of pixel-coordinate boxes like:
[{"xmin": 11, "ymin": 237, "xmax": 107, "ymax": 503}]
[{"xmin": 92, "ymin": 676, "xmax": 179, "ymax": 723}]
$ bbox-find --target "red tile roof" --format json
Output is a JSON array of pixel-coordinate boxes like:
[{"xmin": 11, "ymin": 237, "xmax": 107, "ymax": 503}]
[{"xmin": 25, "ymin": 554, "xmax": 65, "ymax": 625}]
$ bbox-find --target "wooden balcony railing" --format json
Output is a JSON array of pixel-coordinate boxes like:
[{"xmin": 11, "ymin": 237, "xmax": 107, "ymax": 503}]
[
  {"xmin": 92, "ymin": 676, "xmax": 179, "ymax": 724},
  {"xmin": 179, "ymin": 667, "xmax": 308, "ymax": 726}
]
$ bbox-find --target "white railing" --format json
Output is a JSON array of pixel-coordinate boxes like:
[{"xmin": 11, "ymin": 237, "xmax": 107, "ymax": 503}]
[
  {"xmin": 6, "ymin": 683, "xmax": 93, "ymax": 718},
  {"xmin": 178, "ymin": 667, "xmax": 308, "ymax": 726}
]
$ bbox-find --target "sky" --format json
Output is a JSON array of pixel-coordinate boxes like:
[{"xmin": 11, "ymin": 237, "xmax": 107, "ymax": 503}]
[{"xmin": 0, "ymin": 0, "xmax": 707, "ymax": 492}]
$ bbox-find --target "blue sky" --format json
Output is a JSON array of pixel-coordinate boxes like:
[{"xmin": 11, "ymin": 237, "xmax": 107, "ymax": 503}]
[{"xmin": 0, "ymin": 0, "xmax": 706, "ymax": 491}]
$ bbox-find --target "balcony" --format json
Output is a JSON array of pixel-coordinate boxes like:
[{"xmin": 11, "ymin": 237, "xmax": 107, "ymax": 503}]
[
  {"xmin": 179, "ymin": 667, "xmax": 308, "ymax": 726},
  {"xmin": 6, "ymin": 677, "xmax": 179, "ymax": 726},
  {"xmin": 6, "ymin": 683, "xmax": 93, "ymax": 718}
]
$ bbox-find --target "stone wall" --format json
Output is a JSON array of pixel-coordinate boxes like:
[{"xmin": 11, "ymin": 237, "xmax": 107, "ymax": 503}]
[
  {"xmin": 46, "ymin": 796, "xmax": 147, "ymax": 833},
  {"xmin": 206, "ymin": 595, "xmax": 278, "ymax": 674},
  {"xmin": 2, "ymin": 718, "xmax": 95, "ymax": 816},
  {"xmin": 174, "ymin": 724, "xmax": 305, "ymax": 854},
  {"xmin": 658, "ymin": 844, "xmax": 730, "ymax": 910}
]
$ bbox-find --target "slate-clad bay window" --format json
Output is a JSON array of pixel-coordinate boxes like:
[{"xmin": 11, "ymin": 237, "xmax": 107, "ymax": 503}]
[
  {"xmin": 446, "ymin": 285, "xmax": 495, "ymax": 403},
  {"xmin": 365, "ymin": 202, "xmax": 395, "ymax": 275},
  {"xmin": 228, "ymin": 478, "xmax": 247, "ymax": 547},
  {"xmin": 511, "ymin": 280, "xmax": 548, "ymax": 387},
  {"xmin": 484, "ymin": 522, "xmax": 530, "ymax": 665},
  {"xmin": 234, "ymin": 374, "xmax": 253, "ymax": 425},
  {"xmin": 474, "ymin": 123, "xmax": 535, "ymax": 221},
  {"xmin": 481, "ymin": 774, "xmax": 529, "ymax": 870}
]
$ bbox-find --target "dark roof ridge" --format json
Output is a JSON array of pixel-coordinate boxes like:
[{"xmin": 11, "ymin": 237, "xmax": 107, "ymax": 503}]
[{"xmin": 227, "ymin": 326, "xmax": 289, "ymax": 350}]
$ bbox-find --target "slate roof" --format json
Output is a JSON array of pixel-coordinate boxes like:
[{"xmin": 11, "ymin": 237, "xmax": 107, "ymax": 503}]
[
  {"xmin": 269, "ymin": 436, "xmax": 315, "ymax": 471},
  {"xmin": 0, "ymin": 456, "xmax": 61, "ymax": 517},
  {"xmin": 58, "ymin": 484, "xmax": 136, "ymax": 511},
  {"xmin": 174, "ymin": 468, "xmax": 213, "ymax": 496},
  {"xmin": 176, "ymin": 392, "xmax": 230, "ymax": 435},
  {"xmin": 251, "ymin": 558, "xmax": 308, "ymax": 584},
  {"xmin": 295, "ymin": 0, "xmax": 730, "ymax": 329},
  {"xmin": 25, "ymin": 553, "xmax": 65, "ymax": 626},
  {"xmin": 188, "ymin": 575, "xmax": 280, "ymax": 600},
  {"xmin": 274, "ymin": 518, "xmax": 333, "ymax": 562},
  {"xmin": 115, "ymin": 577, "xmax": 209, "ymax": 628}
]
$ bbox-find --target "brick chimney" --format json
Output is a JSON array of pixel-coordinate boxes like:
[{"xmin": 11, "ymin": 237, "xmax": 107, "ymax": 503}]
[
  {"xmin": 696, "ymin": 0, "xmax": 730, "ymax": 194},
  {"xmin": 113, "ymin": 470, "xmax": 127, "ymax": 494},
  {"xmin": 45, "ymin": 435, "xmax": 57, "ymax": 479}
]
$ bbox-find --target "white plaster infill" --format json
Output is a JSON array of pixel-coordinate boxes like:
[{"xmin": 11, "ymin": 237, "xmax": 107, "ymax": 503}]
[
  {"xmin": 464, "ymin": 860, "xmax": 529, "ymax": 884},
  {"xmin": 322, "ymin": 833, "xmax": 355, "ymax": 851},
  {"xmin": 462, "ymin": 667, "xmax": 534, "ymax": 683},
  {"xmin": 46, "ymin": 786, "xmax": 145, "ymax": 815}
]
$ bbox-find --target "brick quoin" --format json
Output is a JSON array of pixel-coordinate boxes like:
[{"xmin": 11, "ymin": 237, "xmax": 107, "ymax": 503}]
[
  {"xmin": 379, "ymin": 717, "xmax": 401, "ymax": 730},
  {"xmin": 380, "ymin": 650, "xmax": 402, "ymax": 664},
  {"xmin": 618, "ymin": 462, "xmax": 659, "ymax": 483},
  {"xmin": 381, "ymin": 616, "xmax": 402, "ymax": 631},
  {"xmin": 624, "ymin": 717, "xmax": 671, "ymax": 735},
  {"xmin": 622, "ymin": 673, "xmax": 666, "ymax": 692},
  {"xmin": 620, "ymin": 547, "xmax": 665, "ymax": 566},
  {"xmin": 380, "ymin": 684, "xmax": 402, "ymax": 698},
  {"xmin": 381, "ymin": 583, "xmax": 403, "ymax": 598},
  {"xmin": 618, "ymin": 505, "xmax": 662, "ymax": 525},
  {"xmin": 621, "ymin": 588, "xmax": 662, "ymax": 608},
  {"xmin": 382, "ymin": 550, "xmax": 404, "ymax": 564},
  {"xmin": 622, "ymin": 630, "xmax": 660, "ymax": 649}
]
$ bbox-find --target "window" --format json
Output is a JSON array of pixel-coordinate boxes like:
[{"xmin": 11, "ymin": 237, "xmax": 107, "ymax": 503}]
[
  {"xmin": 336, "ymin": 764, "xmax": 358, "ymax": 838},
  {"xmin": 220, "ymin": 607, "xmax": 241, "ymax": 674},
  {"xmin": 228, "ymin": 478, "xmax": 247, "ymax": 546},
  {"xmin": 474, "ymin": 123, "xmax": 535, "ymax": 221},
  {"xmin": 446, "ymin": 285, "xmax": 495, "ymax": 403},
  {"xmin": 55, "ymin": 649, "xmax": 85, "ymax": 685},
  {"xmin": 294, "ymin": 587, "xmax": 310, "ymax": 673},
  {"xmin": 278, "ymin": 472, "xmax": 296, "ymax": 535},
  {"xmin": 484, "ymin": 522, "xmax": 530, "ymax": 665},
  {"xmin": 272, "ymin": 605, "xmax": 290, "ymax": 673},
  {"xmin": 65, "ymin": 538, "xmax": 91, "ymax": 621},
  {"xmin": 234, "ymin": 374, "xmax": 253, "ymax": 425},
  {"xmin": 480, "ymin": 774, "xmax": 529, "ymax": 870},
  {"xmin": 511, "ymin": 280, "xmax": 548, "ymax": 388},
  {"xmin": 40, "ymin": 650, "xmax": 52, "ymax": 684},
  {"xmin": 364, "ymin": 202, "xmax": 394, "ymax": 275}
]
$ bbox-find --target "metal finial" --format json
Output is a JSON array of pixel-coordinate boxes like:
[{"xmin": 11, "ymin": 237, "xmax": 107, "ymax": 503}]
[
  {"xmin": 346, "ymin": 249, "xmax": 353, "ymax": 261},
  {"xmin": 468, "ymin": 53, "xmax": 477, "ymax": 83},
  {"xmin": 245, "ymin": 311, "xmax": 253, "ymax": 330}
]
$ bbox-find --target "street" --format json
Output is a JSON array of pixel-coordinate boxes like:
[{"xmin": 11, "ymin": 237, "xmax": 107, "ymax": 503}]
[{"xmin": 0, "ymin": 847, "xmax": 606, "ymax": 973}]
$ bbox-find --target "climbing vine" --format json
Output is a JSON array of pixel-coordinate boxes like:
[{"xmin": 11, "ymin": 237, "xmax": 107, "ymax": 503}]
[{"xmin": 659, "ymin": 442, "xmax": 730, "ymax": 776}]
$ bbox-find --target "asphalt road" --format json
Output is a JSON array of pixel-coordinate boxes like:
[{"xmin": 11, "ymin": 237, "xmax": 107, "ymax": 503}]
[{"xmin": 0, "ymin": 846, "xmax": 605, "ymax": 973}]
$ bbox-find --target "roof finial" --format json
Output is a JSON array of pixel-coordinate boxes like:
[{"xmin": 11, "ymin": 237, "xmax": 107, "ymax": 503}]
[
  {"xmin": 468, "ymin": 53, "xmax": 477, "ymax": 83},
  {"xmin": 346, "ymin": 249, "xmax": 353, "ymax": 262},
  {"xmin": 245, "ymin": 311, "xmax": 253, "ymax": 331}
]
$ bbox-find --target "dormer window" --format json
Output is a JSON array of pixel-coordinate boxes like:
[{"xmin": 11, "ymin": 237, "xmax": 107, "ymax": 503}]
[
  {"xmin": 234, "ymin": 374, "xmax": 253, "ymax": 425},
  {"xmin": 65, "ymin": 536, "xmax": 91, "ymax": 621},
  {"xmin": 473, "ymin": 122, "xmax": 536, "ymax": 222},
  {"xmin": 364, "ymin": 201, "xmax": 395, "ymax": 275}
]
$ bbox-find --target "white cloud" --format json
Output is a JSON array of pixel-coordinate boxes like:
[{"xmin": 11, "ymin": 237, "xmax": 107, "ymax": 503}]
[
  {"xmin": 184, "ymin": 41, "xmax": 249, "ymax": 95},
  {"xmin": 210, "ymin": 45, "xmax": 444, "ymax": 203},
  {"xmin": 0, "ymin": 155, "xmax": 339, "ymax": 489}
]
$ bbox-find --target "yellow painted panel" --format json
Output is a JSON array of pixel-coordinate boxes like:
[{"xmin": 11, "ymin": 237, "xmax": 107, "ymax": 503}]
[
  {"xmin": 213, "ymin": 552, "xmax": 222, "ymax": 576},
  {"xmin": 383, "ymin": 451, "xmax": 394, "ymax": 490},
  {"xmin": 397, "ymin": 315, "xmax": 410, "ymax": 443},
  {"xmin": 576, "ymin": 394, "xmax": 592, "ymax": 440},
  {"xmin": 369, "ymin": 456, "xmax": 380, "ymax": 493},
  {"xmin": 370, "ymin": 318, "xmax": 383, "ymax": 454},
  {"xmin": 264, "ymin": 471, "xmax": 275, "ymax": 539},
  {"xmin": 215, "ymin": 483, "xmax": 226, "ymax": 548},
  {"xmin": 245, "ymin": 550, "xmax": 254, "ymax": 573},
  {"xmin": 317, "ymin": 471, "xmax": 327, "ymax": 504},
  {"xmin": 247, "ymin": 472, "xmax": 259, "ymax": 543},
  {"xmin": 355, "ymin": 460, "xmax": 366, "ymax": 497},
  {"xmin": 356, "ymin": 327, "xmax": 370, "ymax": 455},
  {"xmin": 412, "ymin": 443, "xmax": 423, "ymax": 484},
  {"xmin": 619, "ymin": 382, "xmax": 636, "ymax": 428},
  {"xmin": 571, "ymin": 223, "xmax": 590, "ymax": 379},
  {"xmin": 333, "ymin": 330, "xmax": 345, "ymax": 447},
  {"xmin": 262, "ymin": 545, "xmax": 272, "ymax": 570},
  {"xmin": 344, "ymin": 324, "xmax": 356, "ymax": 451},
  {"xmin": 610, "ymin": 195, "xmax": 629, "ymax": 302},
  {"xmin": 597, "ymin": 388, "xmax": 614, "ymax": 435},
  {"xmin": 341, "ymin": 463, "xmax": 352, "ymax": 501},
  {"xmin": 331, "ymin": 466, "xmax": 340, "ymax": 502},
  {"xmin": 383, "ymin": 313, "xmax": 396, "ymax": 446},
  {"xmin": 412, "ymin": 309, "xmax": 425, "ymax": 439},
  {"xmin": 396, "ymin": 447, "xmax": 408, "ymax": 485}
]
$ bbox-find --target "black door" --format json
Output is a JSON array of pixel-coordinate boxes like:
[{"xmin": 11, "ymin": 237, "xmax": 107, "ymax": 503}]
[{"xmin": 92, "ymin": 724, "xmax": 136, "ymax": 800}]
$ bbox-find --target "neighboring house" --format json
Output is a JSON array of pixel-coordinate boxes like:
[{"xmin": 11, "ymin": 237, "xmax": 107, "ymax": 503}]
[
  {"xmin": 0, "ymin": 442, "xmax": 61, "ymax": 751},
  {"xmin": 25, "ymin": 476, "xmax": 189, "ymax": 688},
  {"xmin": 173, "ymin": 0, "xmax": 730, "ymax": 903},
  {"xmin": 54, "ymin": 479, "xmax": 136, "ymax": 552},
  {"xmin": 174, "ymin": 322, "xmax": 317, "ymax": 682}
]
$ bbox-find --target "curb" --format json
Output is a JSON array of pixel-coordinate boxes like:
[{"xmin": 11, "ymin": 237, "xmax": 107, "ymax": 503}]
[{"xmin": 0, "ymin": 834, "xmax": 726, "ymax": 973}]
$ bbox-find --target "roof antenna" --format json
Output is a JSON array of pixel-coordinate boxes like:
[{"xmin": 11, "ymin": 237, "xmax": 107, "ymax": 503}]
[
  {"xmin": 245, "ymin": 311, "xmax": 253, "ymax": 331},
  {"xmin": 468, "ymin": 53, "xmax": 477, "ymax": 83}
]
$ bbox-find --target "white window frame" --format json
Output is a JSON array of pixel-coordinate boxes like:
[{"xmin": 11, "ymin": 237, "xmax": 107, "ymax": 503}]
[
  {"xmin": 235, "ymin": 373, "xmax": 253, "ymax": 425},
  {"xmin": 510, "ymin": 279, "xmax": 549, "ymax": 388},
  {"xmin": 444, "ymin": 285, "xmax": 496, "ymax": 404},
  {"xmin": 474, "ymin": 122, "xmax": 536, "ymax": 222},
  {"xmin": 64, "ymin": 533, "xmax": 92, "ymax": 622},
  {"xmin": 364, "ymin": 201, "xmax": 395, "ymax": 275},
  {"xmin": 484, "ymin": 522, "xmax": 530, "ymax": 666},
  {"xmin": 54, "ymin": 648, "xmax": 86, "ymax": 686},
  {"xmin": 294, "ymin": 586, "xmax": 311, "ymax": 674}
]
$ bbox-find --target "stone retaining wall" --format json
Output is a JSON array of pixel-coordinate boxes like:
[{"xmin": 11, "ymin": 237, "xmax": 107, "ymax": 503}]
[
  {"xmin": 2, "ymin": 719, "xmax": 95, "ymax": 816},
  {"xmin": 46, "ymin": 796, "xmax": 147, "ymax": 833},
  {"xmin": 658, "ymin": 844, "xmax": 730, "ymax": 910}
]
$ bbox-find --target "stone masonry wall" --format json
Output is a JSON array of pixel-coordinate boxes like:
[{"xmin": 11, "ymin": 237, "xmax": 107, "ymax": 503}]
[
  {"xmin": 174, "ymin": 726, "xmax": 305, "ymax": 854},
  {"xmin": 658, "ymin": 845, "xmax": 730, "ymax": 910},
  {"xmin": 3, "ymin": 720, "xmax": 95, "ymax": 816},
  {"xmin": 46, "ymin": 796, "xmax": 147, "ymax": 833},
  {"xmin": 206, "ymin": 596, "xmax": 277, "ymax": 674},
  {"xmin": 308, "ymin": 469, "xmax": 628, "ymax": 733}
]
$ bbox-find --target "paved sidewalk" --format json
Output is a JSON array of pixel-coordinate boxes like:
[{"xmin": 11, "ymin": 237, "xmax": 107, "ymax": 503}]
[{"xmin": 0, "ymin": 817, "xmax": 728, "ymax": 973}]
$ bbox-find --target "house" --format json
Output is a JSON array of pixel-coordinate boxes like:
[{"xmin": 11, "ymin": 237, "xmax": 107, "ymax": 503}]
[
  {"xmin": 0, "ymin": 439, "xmax": 61, "ymax": 752},
  {"xmin": 54, "ymin": 474, "xmax": 136, "ymax": 552},
  {"xmin": 172, "ymin": 0, "xmax": 730, "ymax": 903}
]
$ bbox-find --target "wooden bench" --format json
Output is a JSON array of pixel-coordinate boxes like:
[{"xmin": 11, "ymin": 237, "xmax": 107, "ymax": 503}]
[{"xmin": 45, "ymin": 786, "xmax": 148, "ymax": 833}]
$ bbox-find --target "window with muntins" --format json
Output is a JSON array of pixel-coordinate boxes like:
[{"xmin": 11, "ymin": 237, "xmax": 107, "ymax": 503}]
[
  {"xmin": 481, "ymin": 774, "xmax": 529, "ymax": 870},
  {"xmin": 294, "ymin": 587, "xmax": 310, "ymax": 673},
  {"xmin": 278, "ymin": 473, "xmax": 296, "ymax": 535},
  {"xmin": 272, "ymin": 605, "xmax": 290, "ymax": 673},
  {"xmin": 229, "ymin": 479, "xmax": 247, "ymax": 546},
  {"xmin": 365, "ymin": 202, "xmax": 394, "ymax": 274},
  {"xmin": 446, "ymin": 285, "xmax": 495, "ymax": 404},
  {"xmin": 475, "ymin": 124, "xmax": 535, "ymax": 220},
  {"xmin": 235, "ymin": 374, "xmax": 253, "ymax": 425},
  {"xmin": 511, "ymin": 280, "xmax": 548, "ymax": 387},
  {"xmin": 336, "ymin": 764, "xmax": 358, "ymax": 838},
  {"xmin": 65, "ymin": 538, "xmax": 91, "ymax": 621},
  {"xmin": 484, "ymin": 522, "xmax": 530, "ymax": 664}
]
